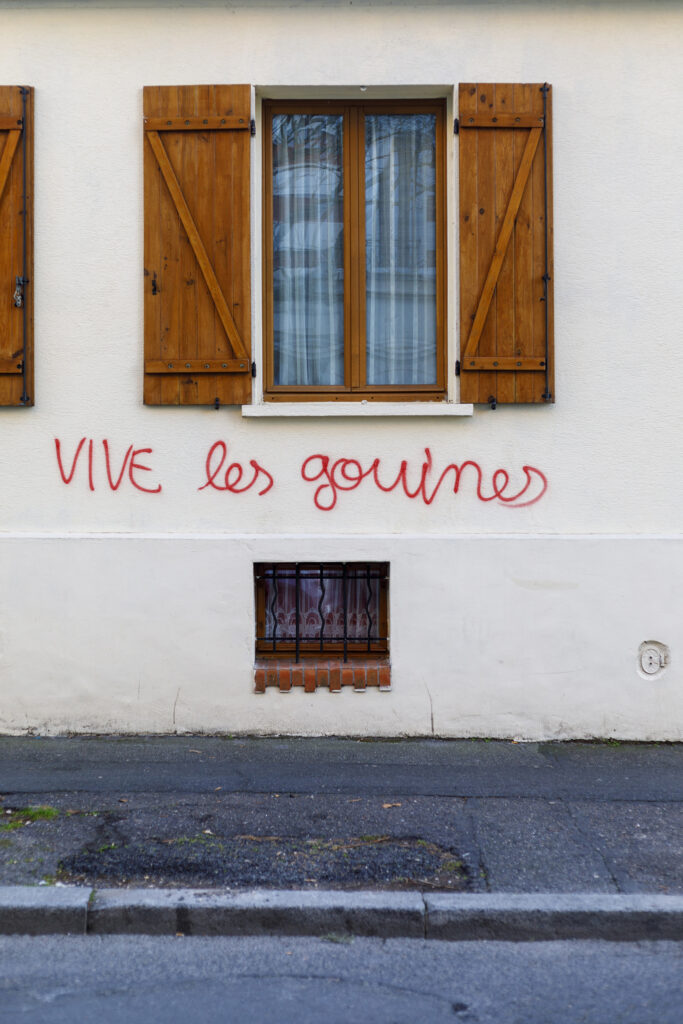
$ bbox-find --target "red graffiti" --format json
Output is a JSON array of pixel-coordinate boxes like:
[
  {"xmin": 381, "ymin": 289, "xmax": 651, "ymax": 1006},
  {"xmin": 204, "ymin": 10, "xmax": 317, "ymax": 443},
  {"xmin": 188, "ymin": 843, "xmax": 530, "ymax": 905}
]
[
  {"xmin": 198, "ymin": 441, "xmax": 274, "ymax": 495},
  {"xmin": 54, "ymin": 438, "xmax": 162, "ymax": 493},
  {"xmin": 55, "ymin": 437, "xmax": 86, "ymax": 485},
  {"xmin": 301, "ymin": 448, "xmax": 547, "ymax": 511},
  {"xmin": 103, "ymin": 440, "xmax": 133, "ymax": 491}
]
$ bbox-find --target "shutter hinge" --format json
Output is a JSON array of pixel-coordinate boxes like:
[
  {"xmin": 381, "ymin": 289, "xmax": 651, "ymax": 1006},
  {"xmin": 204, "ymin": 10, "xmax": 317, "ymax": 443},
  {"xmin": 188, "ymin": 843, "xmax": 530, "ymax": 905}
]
[
  {"xmin": 455, "ymin": 360, "xmax": 460, "ymax": 377},
  {"xmin": 13, "ymin": 276, "xmax": 29, "ymax": 309},
  {"xmin": 251, "ymin": 361, "xmax": 256, "ymax": 378},
  {"xmin": 250, "ymin": 118, "xmax": 256, "ymax": 137},
  {"xmin": 454, "ymin": 117, "xmax": 459, "ymax": 135}
]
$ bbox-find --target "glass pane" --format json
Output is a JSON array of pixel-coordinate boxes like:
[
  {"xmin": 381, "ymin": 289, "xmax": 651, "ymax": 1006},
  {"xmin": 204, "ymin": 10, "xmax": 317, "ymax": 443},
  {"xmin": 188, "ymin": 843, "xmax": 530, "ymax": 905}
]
[
  {"xmin": 272, "ymin": 114, "xmax": 344, "ymax": 387},
  {"xmin": 263, "ymin": 565, "xmax": 382, "ymax": 643},
  {"xmin": 365, "ymin": 114, "xmax": 437, "ymax": 386}
]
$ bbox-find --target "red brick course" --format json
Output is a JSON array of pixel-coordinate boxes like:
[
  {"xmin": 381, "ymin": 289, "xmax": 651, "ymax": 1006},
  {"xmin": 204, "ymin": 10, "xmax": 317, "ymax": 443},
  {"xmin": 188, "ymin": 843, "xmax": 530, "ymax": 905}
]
[
  {"xmin": 303, "ymin": 666, "xmax": 317, "ymax": 693},
  {"xmin": 329, "ymin": 662, "xmax": 341, "ymax": 692},
  {"xmin": 254, "ymin": 658, "xmax": 391, "ymax": 693},
  {"xmin": 378, "ymin": 663, "xmax": 391, "ymax": 690}
]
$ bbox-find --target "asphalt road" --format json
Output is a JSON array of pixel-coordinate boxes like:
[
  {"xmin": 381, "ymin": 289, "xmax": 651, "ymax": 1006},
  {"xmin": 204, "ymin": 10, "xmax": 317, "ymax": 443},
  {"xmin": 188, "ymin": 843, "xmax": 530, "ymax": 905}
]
[
  {"xmin": 0, "ymin": 934, "xmax": 681, "ymax": 1023},
  {"xmin": 1, "ymin": 736, "xmax": 680, "ymax": 799}
]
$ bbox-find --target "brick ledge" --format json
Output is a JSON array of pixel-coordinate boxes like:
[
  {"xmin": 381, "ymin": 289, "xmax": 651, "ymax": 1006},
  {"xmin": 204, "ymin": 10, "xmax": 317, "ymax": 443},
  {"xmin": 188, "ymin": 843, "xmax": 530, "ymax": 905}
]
[{"xmin": 254, "ymin": 658, "xmax": 391, "ymax": 693}]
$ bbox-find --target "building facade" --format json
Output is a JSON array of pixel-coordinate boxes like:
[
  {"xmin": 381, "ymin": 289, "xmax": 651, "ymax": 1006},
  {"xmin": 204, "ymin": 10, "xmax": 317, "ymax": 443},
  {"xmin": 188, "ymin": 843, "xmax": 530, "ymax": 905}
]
[{"xmin": 0, "ymin": 0, "xmax": 681, "ymax": 738}]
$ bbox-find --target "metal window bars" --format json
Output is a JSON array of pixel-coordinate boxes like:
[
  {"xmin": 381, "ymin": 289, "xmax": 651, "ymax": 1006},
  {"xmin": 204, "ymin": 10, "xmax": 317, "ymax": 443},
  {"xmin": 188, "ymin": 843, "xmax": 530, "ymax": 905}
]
[{"xmin": 255, "ymin": 562, "xmax": 389, "ymax": 661}]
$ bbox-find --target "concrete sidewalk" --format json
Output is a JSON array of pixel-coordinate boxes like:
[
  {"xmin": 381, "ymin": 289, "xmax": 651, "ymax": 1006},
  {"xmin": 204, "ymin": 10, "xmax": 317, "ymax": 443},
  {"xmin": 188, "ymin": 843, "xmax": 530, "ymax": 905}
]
[{"xmin": 0, "ymin": 737, "xmax": 681, "ymax": 939}]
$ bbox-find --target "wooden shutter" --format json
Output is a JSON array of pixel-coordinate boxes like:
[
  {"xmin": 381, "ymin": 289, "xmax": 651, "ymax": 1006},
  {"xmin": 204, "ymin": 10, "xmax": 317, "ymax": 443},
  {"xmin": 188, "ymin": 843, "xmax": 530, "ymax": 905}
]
[
  {"xmin": 143, "ymin": 85, "xmax": 252, "ymax": 406},
  {"xmin": 0, "ymin": 87, "xmax": 33, "ymax": 407},
  {"xmin": 459, "ymin": 83, "xmax": 553, "ymax": 404}
]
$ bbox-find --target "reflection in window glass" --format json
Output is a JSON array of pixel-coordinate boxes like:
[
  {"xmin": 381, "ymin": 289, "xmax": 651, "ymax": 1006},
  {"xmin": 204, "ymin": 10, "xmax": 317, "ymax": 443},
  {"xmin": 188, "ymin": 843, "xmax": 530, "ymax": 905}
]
[
  {"xmin": 272, "ymin": 114, "xmax": 344, "ymax": 386},
  {"xmin": 365, "ymin": 114, "xmax": 437, "ymax": 386}
]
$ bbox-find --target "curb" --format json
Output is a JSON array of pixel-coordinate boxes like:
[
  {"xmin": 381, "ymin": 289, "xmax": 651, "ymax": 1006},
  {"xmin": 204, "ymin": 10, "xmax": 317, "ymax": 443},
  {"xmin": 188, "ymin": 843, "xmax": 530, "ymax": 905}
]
[{"xmin": 1, "ymin": 887, "xmax": 682, "ymax": 941}]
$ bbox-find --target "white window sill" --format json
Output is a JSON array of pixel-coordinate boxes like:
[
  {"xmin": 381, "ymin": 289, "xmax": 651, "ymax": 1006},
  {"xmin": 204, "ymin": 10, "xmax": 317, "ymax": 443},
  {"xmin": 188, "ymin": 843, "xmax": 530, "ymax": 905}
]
[{"xmin": 242, "ymin": 402, "xmax": 474, "ymax": 418}]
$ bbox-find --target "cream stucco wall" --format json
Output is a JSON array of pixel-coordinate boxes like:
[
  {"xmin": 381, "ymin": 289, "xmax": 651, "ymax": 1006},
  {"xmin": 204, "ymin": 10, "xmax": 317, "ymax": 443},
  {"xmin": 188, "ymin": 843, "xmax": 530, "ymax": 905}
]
[{"xmin": 0, "ymin": 0, "xmax": 681, "ymax": 737}]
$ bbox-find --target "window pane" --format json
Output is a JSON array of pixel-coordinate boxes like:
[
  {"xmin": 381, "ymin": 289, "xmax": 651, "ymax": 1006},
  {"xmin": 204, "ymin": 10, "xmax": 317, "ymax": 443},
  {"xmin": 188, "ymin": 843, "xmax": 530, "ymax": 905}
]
[
  {"xmin": 365, "ymin": 114, "xmax": 437, "ymax": 386},
  {"xmin": 272, "ymin": 114, "xmax": 344, "ymax": 386},
  {"xmin": 259, "ymin": 564, "xmax": 386, "ymax": 648}
]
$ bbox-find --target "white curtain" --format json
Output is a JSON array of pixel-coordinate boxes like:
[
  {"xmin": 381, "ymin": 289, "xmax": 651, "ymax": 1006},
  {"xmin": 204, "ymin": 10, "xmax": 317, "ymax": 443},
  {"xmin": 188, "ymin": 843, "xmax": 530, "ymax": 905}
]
[
  {"xmin": 264, "ymin": 570, "xmax": 380, "ymax": 643},
  {"xmin": 272, "ymin": 114, "xmax": 344, "ymax": 386},
  {"xmin": 365, "ymin": 114, "xmax": 437, "ymax": 386}
]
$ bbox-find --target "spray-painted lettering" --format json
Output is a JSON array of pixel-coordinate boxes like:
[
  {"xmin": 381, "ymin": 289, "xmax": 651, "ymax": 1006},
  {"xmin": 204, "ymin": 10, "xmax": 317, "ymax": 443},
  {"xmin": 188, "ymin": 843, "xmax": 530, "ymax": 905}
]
[
  {"xmin": 53, "ymin": 438, "xmax": 546, "ymax": 510},
  {"xmin": 198, "ymin": 441, "xmax": 274, "ymax": 495},
  {"xmin": 301, "ymin": 448, "xmax": 547, "ymax": 511},
  {"xmin": 54, "ymin": 438, "xmax": 162, "ymax": 493}
]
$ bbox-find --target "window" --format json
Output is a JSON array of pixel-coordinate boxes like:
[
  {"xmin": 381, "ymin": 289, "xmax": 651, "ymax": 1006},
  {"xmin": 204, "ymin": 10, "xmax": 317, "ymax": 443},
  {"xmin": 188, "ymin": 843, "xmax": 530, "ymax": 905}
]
[
  {"xmin": 262, "ymin": 100, "xmax": 447, "ymax": 402},
  {"xmin": 255, "ymin": 562, "xmax": 389, "ymax": 659},
  {"xmin": 142, "ymin": 84, "xmax": 552, "ymax": 408}
]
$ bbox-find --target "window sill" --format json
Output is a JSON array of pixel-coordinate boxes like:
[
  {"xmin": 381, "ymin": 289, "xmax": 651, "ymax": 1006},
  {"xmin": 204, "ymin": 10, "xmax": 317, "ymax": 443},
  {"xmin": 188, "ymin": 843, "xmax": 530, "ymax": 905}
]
[{"xmin": 242, "ymin": 402, "xmax": 473, "ymax": 418}]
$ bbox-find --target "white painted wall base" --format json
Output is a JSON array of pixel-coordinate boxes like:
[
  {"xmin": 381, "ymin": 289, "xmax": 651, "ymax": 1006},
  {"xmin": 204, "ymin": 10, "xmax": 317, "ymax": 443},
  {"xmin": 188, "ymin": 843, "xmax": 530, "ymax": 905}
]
[{"xmin": 1, "ymin": 535, "xmax": 680, "ymax": 740}]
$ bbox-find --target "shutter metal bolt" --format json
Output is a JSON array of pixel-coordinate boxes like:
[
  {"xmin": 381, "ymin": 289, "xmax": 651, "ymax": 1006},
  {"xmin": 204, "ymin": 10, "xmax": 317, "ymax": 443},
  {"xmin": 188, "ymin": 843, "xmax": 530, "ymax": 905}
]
[
  {"xmin": 222, "ymin": 363, "xmax": 227, "ymax": 368},
  {"xmin": 167, "ymin": 362, "xmax": 173, "ymax": 368},
  {"xmin": 204, "ymin": 363, "xmax": 210, "ymax": 368},
  {"xmin": 185, "ymin": 363, "xmax": 191, "ymax": 368}
]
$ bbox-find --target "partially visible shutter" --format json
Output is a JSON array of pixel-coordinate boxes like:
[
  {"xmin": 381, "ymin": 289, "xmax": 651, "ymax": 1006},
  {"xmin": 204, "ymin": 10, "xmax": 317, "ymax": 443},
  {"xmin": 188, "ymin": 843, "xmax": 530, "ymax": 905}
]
[
  {"xmin": 0, "ymin": 87, "xmax": 33, "ymax": 407},
  {"xmin": 144, "ymin": 85, "xmax": 252, "ymax": 406},
  {"xmin": 459, "ymin": 83, "xmax": 553, "ymax": 404}
]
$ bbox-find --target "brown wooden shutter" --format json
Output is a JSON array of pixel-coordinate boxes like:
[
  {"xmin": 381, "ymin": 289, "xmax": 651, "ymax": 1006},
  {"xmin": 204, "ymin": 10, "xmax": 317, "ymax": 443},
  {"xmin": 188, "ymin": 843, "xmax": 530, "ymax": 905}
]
[
  {"xmin": 143, "ymin": 85, "xmax": 252, "ymax": 406},
  {"xmin": 459, "ymin": 83, "xmax": 553, "ymax": 405},
  {"xmin": 0, "ymin": 87, "xmax": 33, "ymax": 407}
]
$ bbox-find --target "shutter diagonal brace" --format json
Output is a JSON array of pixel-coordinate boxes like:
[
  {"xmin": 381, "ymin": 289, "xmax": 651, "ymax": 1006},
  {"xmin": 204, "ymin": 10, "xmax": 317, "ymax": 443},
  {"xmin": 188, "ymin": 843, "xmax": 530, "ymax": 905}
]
[
  {"xmin": 0, "ymin": 129, "xmax": 20, "ymax": 205},
  {"xmin": 462, "ymin": 125, "xmax": 542, "ymax": 366},
  {"xmin": 146, "ymin": 129, "xmax": 248, "ymax": 362}
]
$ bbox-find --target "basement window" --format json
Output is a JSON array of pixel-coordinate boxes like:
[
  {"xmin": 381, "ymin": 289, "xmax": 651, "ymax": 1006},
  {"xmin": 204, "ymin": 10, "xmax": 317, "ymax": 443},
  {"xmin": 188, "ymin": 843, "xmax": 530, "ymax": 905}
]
[{"xmin": 254, "ymin": 562, "xmax": 389, "ymax": 660}]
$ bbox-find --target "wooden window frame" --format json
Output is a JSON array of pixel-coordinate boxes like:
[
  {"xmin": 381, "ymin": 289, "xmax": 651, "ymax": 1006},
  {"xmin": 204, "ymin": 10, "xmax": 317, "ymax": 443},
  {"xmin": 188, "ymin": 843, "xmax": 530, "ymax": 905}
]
[
  {"xmin": 262, "ymin": 99, "xmax": 447, "ymax": 403},
  {"xmin": 254, "ymin": 562, "xmax": 389, "ymax": 660}
]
